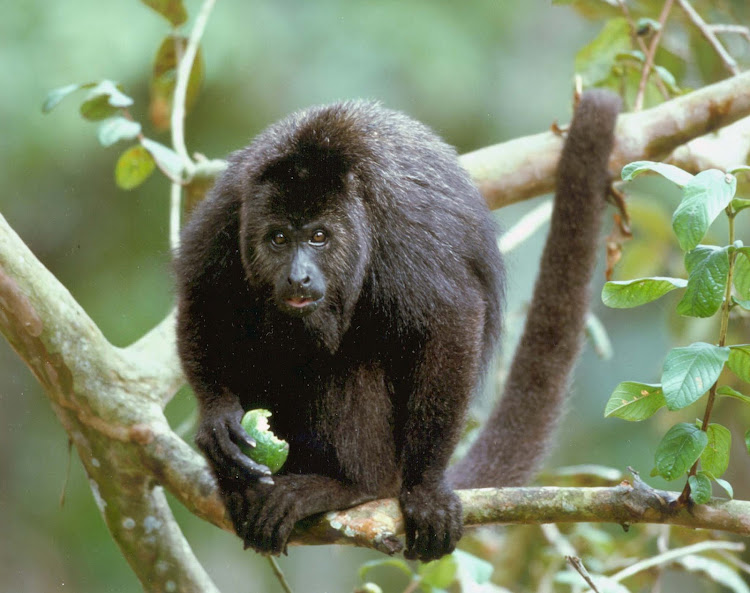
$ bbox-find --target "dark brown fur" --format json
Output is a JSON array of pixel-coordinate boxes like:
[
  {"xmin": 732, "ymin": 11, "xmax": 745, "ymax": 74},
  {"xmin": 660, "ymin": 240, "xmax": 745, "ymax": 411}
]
[{"xmin": 174, "ymin": 91, "xmax": 620, "ymax": 560}]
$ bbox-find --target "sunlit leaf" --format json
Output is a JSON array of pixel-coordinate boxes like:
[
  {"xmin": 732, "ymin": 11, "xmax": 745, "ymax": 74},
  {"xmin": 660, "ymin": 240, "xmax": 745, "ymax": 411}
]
[
  {"xmin": 728, "ymin": 344, "xmax": 750, "ymax": 383},
  {"xmin": 621, "ymin": 161, "xmax": 693, "ymax": 186},
  {"xmin": 97, "ymin": 117, "xmax": 142, "ymax": 147},
  {"xmin": 80, "ymin": 80, "xmax": 134, "ymax": 121},
  {"xmin": 575, "ymin": 18, "xmax": 632, "ymax": 86},
  {"xmin": 672, "ymin": 170, "xmax": 736, "ymax": 251},
  {"xmin": 734, "ymin": 249, "xmax": 750, "ymax": 299},
  {"xmin": 140, "ymin": 0, "xmax": 188, "ymax": 26},
  {"xmin": 688, "ymin": 472, "xmax": 712, "ymax": 504},
  {"xmin": 654, "ymin": 422, "xmax": 707, "ymax": 481},
  {"xmin": 661, "ymin": 342, "xmax": 730, "ymax": 410},
  {"xmin": 115, "ymin": 145, "xmax": 156, "ymax": 190},
  {"xmin": 602, "ymin": 277, "xmax": 687, "ymax": 308},
  {"xmin": 453, "ymin": 550, "xmax": 494, "ymax": 587},
  {"xmin": 714, "ymin": 477, "xmax": 734, "ymax": 499},
  {"xmin": 418, "ymin": 554, "xmax": 457, "ymax": 589},
  {"xmin": 140, "ymin": 137, "xmax": 184, "ymax": 180},
  {"xmin": 359, "ymin": 558, "xmax": 413, "ymax": 581},
  {"xmin": 701, "ymin": 423, "xmax": 731, "ymax": 477},
  {"xmin": 604, "ymin": 382, "xmax": 665, "ymax": 421},
  {"xmin": 676, "ymin": 245, "xmax": 730, "ymax": 318},
  {"xmin": 42, "ymin": 82, "xmax": 94, "ymax": 113},
  {"xmin": 716, "ymin": 385, "xmax": 750, "ymax": 405},
  {"xmin": 585, "ymin": 312, "xmax": 612, "ymax": 359}
]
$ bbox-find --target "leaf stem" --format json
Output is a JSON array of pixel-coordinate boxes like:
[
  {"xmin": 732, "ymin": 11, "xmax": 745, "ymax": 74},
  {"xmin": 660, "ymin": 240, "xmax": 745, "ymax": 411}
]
[
  {"xmin": 267, "ymin": 557, "xmax": 294, "ymax": 593},
  {"xmin": 681, "ymin": 206, "xmax": 737, "ymax": 502}
]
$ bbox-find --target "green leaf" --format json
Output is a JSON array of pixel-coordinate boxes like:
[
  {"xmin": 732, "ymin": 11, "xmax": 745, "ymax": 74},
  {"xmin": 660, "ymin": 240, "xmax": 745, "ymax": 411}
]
[
  {"xmin": 734, "ymin": 249, "xmax": 750, "ymax": 299},
  {"xmin": 80, "ymin": 80, "xmax": 134, "ymax": 121},
  {"xmin": 359, "ymin": 558, "xmax": 413, "ymax": 581},
  {"xmin": 661, "ymin": 342, "xmax": 730, "ymax": 410},
  {"xmin": 604, "ymin": 382, "xmax": 666, "ymax": 421},
  {"xmin": 654, "ymin": 422, "xmax": 708, "ymax": 481},
  {"xmin": 149, "ymin": 34, "xmax": 204, "ymax": 131},
  {"xmin": 621, "ymin": 161, "xmax": 693, "ymax": 186},
  {"xmin": 732, "ymin": 197, "xmax": 750, "ymax": 213},
  {"xmin": 716, "ymin": 385, "xmax": 750, "ymax": 404},
  {"xmin": 140, "ymin": 138, "xmax": 184, "ymax": 181},
  {"xmin": 701, "ymin": 423, "xmax": 731, "ymax": 477},
  {"xmin": 732, "ymin": 296, "xmax": 750, "ymax": 310},
  {"xmin": 115, "ymin": 145, "xmax": 156, "ymax": 190},
  {"xmin": 672, "ymin": 170, "xmax": 736, "ymax": 251},
  {"xmin": 453, "ymin": 550, "xmax": 494, "ymax": 586},
  {"xmin": 653, "ymin": 65, "xmax": 680, "ymax": 93},
  {"xmin": 602, "ymin": 277, "xmax": 687, "ymax": 308},
  {"xmin": 42, "ymin": 82, "xmax": 94, "ymax": 113},
  {"xmin": 575, "ymin": 18, "xmax": 632, "ymax": 86},
  {"xmin": 728, "ymin": 344, "xmax": 750, "ymax": 383},
  {"xmin": 418, "ymin": 555, "xmax": 457, "ymax": 589},
  {"xmin": 585, "ymin": 313, "xmax": 612, "ymax": 360},
  {"xmin": 97, "ymin": 117, "xmax": 142, "ymax": 147},
  {"xmin": 140, "ymin": 0, "xmax": 188, "ymax": 26},
  {"xmin": 746, "ymin": 429, "xmax": 750, "ymax": 455},
  {"xmin": 688, "ymin": 472, "xmax": 712, "ymax": 504},
  {"xmin": 714, "ymin": 477, "xmax": 734, "ymax": 499},
  {"xmin": 676, "ymin": 245, "xmax": 730, "ymax": 317}
]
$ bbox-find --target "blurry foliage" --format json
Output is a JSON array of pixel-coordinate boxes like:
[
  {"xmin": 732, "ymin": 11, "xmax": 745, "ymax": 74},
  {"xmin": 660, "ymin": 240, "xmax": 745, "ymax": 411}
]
[{"xmin": 2, "ymin": 0, "xmax": 750, "ymax": 592}]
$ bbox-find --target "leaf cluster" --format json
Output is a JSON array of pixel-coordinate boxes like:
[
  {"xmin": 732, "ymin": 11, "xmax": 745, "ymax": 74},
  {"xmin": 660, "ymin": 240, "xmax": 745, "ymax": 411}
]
[{"xmin": 603, "ymin": 162, "xmax": 750, "ymax": 503}]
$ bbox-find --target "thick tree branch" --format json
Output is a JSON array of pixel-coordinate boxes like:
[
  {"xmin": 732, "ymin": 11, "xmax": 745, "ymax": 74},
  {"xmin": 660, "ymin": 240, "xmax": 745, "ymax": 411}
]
[{"xmin": 463, "ymin": 69, "xmax": 750, "ymax": 209}]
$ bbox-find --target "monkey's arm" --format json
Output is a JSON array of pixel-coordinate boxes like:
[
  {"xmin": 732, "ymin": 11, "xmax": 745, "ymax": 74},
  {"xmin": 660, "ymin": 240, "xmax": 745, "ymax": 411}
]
[
  {"xmin": 397, "ymin": 309, "xmax": 485, "ymax": 562},
  {"xmin": 449, "ymin": 89, "xmax": 622, "ymax": 489}
]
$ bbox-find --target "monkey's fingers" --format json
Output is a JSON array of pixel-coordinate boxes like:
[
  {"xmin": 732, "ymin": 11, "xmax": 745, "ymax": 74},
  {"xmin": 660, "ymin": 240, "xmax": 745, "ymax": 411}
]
[{"xmin": 208, "ymin": 424, "xmax": 273, "ymax": 482}]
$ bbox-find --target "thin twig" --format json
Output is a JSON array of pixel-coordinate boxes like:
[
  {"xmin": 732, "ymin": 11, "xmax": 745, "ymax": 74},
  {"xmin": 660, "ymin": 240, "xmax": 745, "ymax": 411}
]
[
  {"xmin": 710, "ymin": 24, "xmax": 750, "ymax": 42},
  {"xmin": 267, "ymin": 557, "xmax": 294, "ymax": 593},
  {"xmin": 676, "ymin": 0, "xmax": 740, "ymax": 75},
  {"xmin": 567, "ymin": 556, "xmax": 601, "ymax": 593},
  {"xmin": 617, "ymin": 0, "xmax": 670, "ymax": 100},
  {"xmin": 608, "ymin": 540, "xmax": 745, "ymax": 583},
  {"xmin": 634, "ymin": 0, "xmax": 675, "ymax": 111},
  {"xmin": 168, "ymin": 0, "xmax": 217, "ymax": 251}
]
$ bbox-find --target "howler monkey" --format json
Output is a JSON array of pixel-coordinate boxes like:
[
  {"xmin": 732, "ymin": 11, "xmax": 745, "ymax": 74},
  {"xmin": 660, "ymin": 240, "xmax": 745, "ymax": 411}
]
[{"xmin": 174, "ymin": 90, "xmax": 621, "ymax": 561}]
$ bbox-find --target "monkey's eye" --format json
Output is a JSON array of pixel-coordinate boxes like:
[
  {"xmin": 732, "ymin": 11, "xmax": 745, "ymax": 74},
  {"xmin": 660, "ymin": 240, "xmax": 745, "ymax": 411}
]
[
  {"xmin": 310, "ymin": 230, "xmax": 327, "ymax": 245},
  {"xmin": 271, "ymin": 232, "xmax": 288, "ymax": 246}
]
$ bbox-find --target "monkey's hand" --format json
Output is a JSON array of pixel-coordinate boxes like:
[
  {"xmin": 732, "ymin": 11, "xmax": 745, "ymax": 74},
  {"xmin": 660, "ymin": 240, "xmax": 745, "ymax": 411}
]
[
  {"xmin": 400, "ymin": 482, "xmax": 463, "ymax": 562},
  {"xmin": 194, "ymin": 398, "xmax": 273, "ymax": 486}
]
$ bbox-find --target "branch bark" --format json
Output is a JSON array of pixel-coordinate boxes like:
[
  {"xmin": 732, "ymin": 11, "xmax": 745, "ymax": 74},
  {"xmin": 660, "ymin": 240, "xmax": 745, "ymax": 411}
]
[{"xmin": 3, "ymin": 70, "xmax": 750, "ymax": 587}]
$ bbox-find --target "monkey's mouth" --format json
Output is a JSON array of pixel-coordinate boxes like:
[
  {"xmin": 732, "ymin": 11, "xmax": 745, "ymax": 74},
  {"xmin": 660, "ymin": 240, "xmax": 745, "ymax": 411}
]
[{"xmin": 279, "ymin": 295, "xmax": 322, "ymax": 316}]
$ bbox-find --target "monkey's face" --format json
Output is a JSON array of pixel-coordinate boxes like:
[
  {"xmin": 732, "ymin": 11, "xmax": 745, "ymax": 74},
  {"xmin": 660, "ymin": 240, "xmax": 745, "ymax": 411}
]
[{"xmin": 265, "ymin": 223, "xmax": 328, "ymax": 317}]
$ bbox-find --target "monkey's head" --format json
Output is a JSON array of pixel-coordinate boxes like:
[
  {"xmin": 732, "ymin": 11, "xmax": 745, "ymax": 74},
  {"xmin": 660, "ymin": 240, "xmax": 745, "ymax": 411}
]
[{"xmin": 235, "ymin": 105, "xmax": 377, "ymax": 349}]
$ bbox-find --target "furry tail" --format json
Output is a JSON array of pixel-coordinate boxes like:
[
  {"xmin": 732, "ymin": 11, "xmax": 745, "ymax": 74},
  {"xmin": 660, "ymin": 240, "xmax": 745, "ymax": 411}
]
[{"xmin": 449, "ymin": 90, "xmax": 621, "ymax": 489}]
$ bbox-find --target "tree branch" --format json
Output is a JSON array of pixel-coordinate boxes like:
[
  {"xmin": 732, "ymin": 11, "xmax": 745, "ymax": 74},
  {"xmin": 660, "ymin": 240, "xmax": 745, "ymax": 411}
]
[{"xmin": 462, "ymin": 69, "xmax": 750, "ymax": 209}]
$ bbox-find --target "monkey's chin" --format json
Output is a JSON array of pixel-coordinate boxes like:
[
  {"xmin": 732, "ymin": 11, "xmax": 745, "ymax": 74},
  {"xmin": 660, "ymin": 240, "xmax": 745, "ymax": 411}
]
[{"xmin": 278, "ymin": 297, "xmax": 322, "ymax": 317}]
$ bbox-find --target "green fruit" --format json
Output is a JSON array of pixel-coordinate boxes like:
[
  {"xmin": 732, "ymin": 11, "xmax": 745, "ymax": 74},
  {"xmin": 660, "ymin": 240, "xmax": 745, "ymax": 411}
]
[{"xmin": 239, "ymin": 409, "xmax": 289, "ymax": 474}]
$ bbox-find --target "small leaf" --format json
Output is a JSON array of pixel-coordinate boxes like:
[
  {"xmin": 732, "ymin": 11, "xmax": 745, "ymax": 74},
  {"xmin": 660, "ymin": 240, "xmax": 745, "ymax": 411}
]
[
  {"xmin": 604, "ymin": 382, "xmax": 666, "ymax": 421},
  {"xmin": 453, "ymin": 550, "xmax": 494, "ymax": 586},
  {"xmin": 732, "ymin": 296, "xmax": 750, "ymax": 310},
  {"xmin": 734, "ymin": 249, "xmax": 750, "ymax": 299},
  {"xmin": 42, "ymin": 82, "xmax": 92, "ymax": 113},
  {"xmin": 676, "ymin": 245, "xmax": 730, "ymax": 318},
  {"xmin": 688, "ymin": 472, "xmax": 712, "ymax": 504},
  {"xmin": 653, "ymin": 65, "xmax": 680, "ymax": 93},
  {"xmin": 418, "ymin": 555, "xmax": 457, "ymax": 589},
  {"xmin": 115, "ymin": 145, "xmax": 156, "ymax": 190},
  {"xmin": 140, "ymin": 138, "xmax": 184, "ymax": 180},
  {"xmin": 672, "ymin": 170, "xmax": 736, "ymax": 251},
  {"xmin": 716, "ymin": 385, "xmax": 750, "ymax": 405},
  {"xmin": 585, "ymin": 312, "xmax": 612, "ymax": 360},
  {"xmin": 654, "ymin": 422, "xmax": 708, "ymax": 481},
  {"xmin": 714, "ymin": 477, "xmax": 734, "ymax": 499},
  {"xmin": 97, "ymin": 117, "xmax": 142, "ymax": 147},
  {"xmin": 728, "ymin": 344, "xmax": 750, "ymax": 383},
  {"xmin": 745, "ymin": 429, "xmax": 750, "ymax": 455},
  {"xmin": 701, "ymin": 423, "xmax": 731, "ymax": 477},
  {"xmin": 602, "ymin": 277, "xmax": 687, "ymax": 308},
  {"xmin": 732, "ymin": 197, "xmax": 750, "ymax": 213},
  {"xmin": 621, "ymin": 161, "xmax": 694, "ymax": 186},
  {"xmin": 80, "ymin": 80, "xmax": 134, "ymax": 121},
  {"xmin": 575, "ymin": 18, "xmax": 632, "ymax": 86},
  {"xmin": 359, "ymin": 558, "xmax": 413, "ymax": 581},
  {"xmin": 661, "ymin": 342, "xmax": 730, "ymax": 410},
  {"xmin": 140, "ymin": 0, "xmax": 188, "ymax": 26}
]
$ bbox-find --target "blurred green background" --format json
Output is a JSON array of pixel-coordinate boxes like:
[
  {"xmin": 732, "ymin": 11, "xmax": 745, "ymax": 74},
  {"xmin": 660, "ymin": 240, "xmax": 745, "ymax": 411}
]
[{"xmin": 1, "ymin": 1, "xmax": 748, "ymax": 592}]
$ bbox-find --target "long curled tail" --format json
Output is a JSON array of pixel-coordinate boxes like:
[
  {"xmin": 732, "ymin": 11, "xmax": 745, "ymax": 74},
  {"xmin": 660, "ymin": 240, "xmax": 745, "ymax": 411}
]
[{"xmin": 449, "ymin": 89, "xmax": 622, "ymax": 489}]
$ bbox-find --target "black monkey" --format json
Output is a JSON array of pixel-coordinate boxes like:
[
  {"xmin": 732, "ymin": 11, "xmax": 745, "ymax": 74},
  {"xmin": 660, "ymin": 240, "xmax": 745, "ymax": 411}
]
[{"xmin": 174, "ymin": 90, "xmax": 621, "ymax": 561}]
